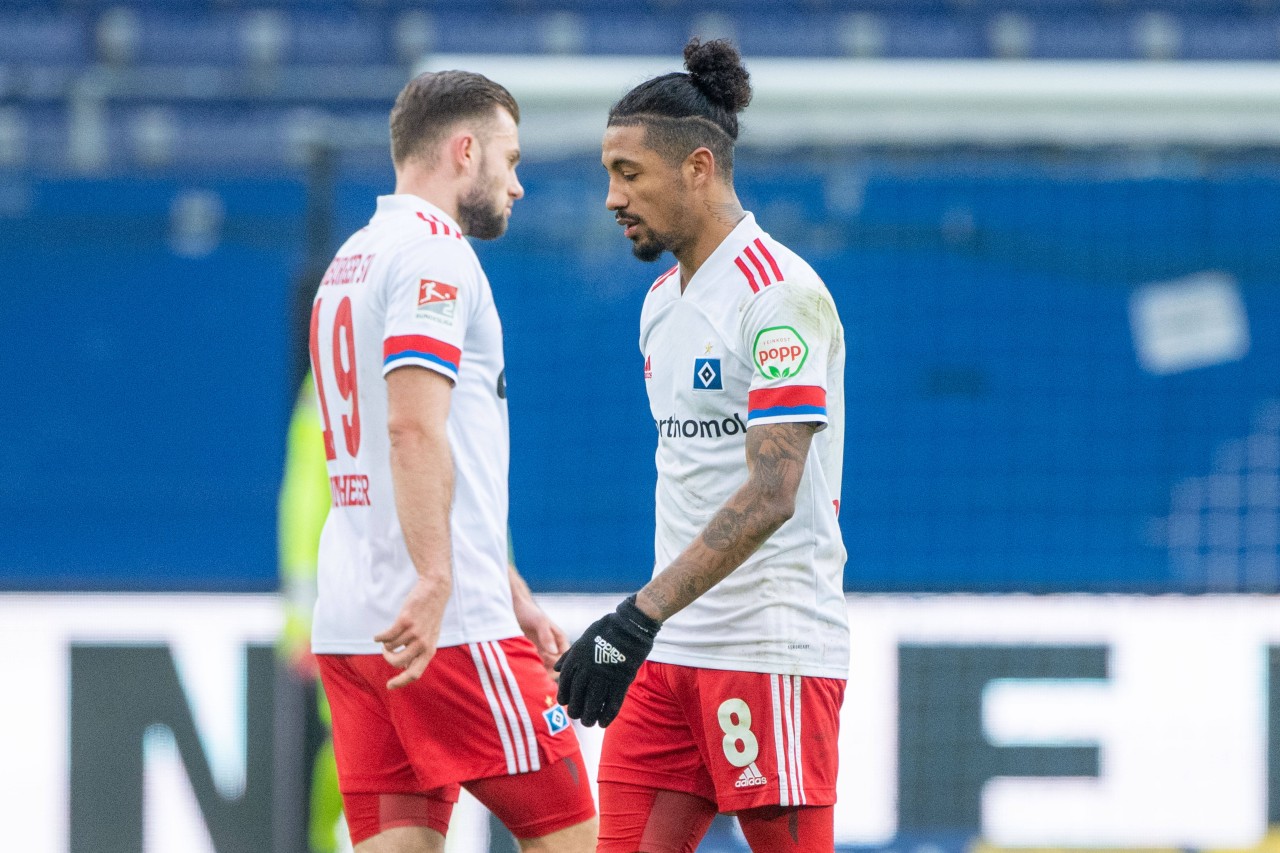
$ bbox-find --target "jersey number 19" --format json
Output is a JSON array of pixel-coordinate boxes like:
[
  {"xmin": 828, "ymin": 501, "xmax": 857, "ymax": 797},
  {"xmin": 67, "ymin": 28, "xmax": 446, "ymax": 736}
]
[{"xmin": 310, "ymin": 296, "xmax": 361, "ymax": 461}]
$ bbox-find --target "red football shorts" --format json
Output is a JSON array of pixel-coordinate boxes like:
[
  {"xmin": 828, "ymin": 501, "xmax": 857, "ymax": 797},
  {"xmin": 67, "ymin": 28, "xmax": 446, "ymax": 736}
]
[
  {"xmin": 318, "ymin": 636, "xmax": 593, "ymax": 840},
  {"xmin": 598, "ymin": 661, "xmax": 845, "ymax": 813}
]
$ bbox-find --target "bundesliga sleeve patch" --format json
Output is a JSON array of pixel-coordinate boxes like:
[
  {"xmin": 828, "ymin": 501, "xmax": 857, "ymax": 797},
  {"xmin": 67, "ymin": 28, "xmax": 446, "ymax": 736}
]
[
  {"xmin": 753, "ymin": 326, "xmax": 809, "ymax": 379},
  {"xmin": 416, "ymin": 279, "xmax": 458, "ymax": 324}
]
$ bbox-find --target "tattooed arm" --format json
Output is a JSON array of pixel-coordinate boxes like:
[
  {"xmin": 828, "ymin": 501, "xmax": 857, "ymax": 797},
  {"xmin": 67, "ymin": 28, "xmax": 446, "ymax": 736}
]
[{"xmin": 634, "ymin": 421, "xmax": 817, "ymax": 622}]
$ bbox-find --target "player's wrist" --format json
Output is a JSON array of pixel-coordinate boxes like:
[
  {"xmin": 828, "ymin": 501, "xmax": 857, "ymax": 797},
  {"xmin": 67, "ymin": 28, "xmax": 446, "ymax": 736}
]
[{"xmin": 617, "ymin": 594, "xmax": 662, "ymax": 638}]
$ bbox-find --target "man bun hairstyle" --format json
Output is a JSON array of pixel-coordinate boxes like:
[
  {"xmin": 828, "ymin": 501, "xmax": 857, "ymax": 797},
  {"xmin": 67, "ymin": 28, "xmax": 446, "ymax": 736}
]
[
  {"xmin": 390, "ymin": 70, "xmax": 519, "ymax": 167},
  {"xmin": 683, "ymin": 38, "xmax": 753, "ymax": 123},
  {"xmin": 608, "ymin": 38, "xmax": 752, "ymax": 179}
]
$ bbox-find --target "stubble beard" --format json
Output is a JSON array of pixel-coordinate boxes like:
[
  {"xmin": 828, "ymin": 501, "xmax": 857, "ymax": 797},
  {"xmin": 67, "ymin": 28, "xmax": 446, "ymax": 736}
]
[
  {"xmin": 457, "ymin": 169, "xmax": 508, "ymax": 241},
  {"xmin": 631, "ymin": 230, "xmax": 669, "ymax": 262},
  {"xmin": 629, "ymin": 214, "xmax": 690, "ymax": 263}
]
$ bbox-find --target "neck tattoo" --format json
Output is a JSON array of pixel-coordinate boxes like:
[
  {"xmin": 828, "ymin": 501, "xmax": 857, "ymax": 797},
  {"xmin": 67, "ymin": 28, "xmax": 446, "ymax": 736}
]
[{"xmin": 705, "ymin": 200, "xmax": 745, "ymax": 226}]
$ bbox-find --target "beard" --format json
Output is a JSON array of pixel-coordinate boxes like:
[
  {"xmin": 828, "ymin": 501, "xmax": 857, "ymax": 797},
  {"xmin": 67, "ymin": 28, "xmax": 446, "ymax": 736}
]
[
  {"xmin": 631, "ymin": 231, "xmax": 667, "ymax": 262},
  {"xmin": 457, "ymin": 168, "xmax": 508, "ymax": 241},
  {"xmin": 628, "ymin": 221, "xmax": 686, "ymax": 263}
]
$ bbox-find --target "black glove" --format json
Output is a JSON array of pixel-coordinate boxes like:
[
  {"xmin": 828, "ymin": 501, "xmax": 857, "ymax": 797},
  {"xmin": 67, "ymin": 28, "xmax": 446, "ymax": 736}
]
[{"xmin": 554, "ymin": 595, "xmax": 662, "ymax": 727}]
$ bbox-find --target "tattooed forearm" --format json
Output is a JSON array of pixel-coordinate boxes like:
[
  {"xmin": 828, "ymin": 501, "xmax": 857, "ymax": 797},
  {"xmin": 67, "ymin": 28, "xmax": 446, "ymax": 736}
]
[
  {"xmin": 635, "ymin": 422, "xmax": 818, "ymax": 621},
  {"xmin": 745, "ymin": 422, "xmax": 811, "ymax": 498},
  {"xmin": 703, "ymin": 507, "xmax": 745, "ymax": 552}
]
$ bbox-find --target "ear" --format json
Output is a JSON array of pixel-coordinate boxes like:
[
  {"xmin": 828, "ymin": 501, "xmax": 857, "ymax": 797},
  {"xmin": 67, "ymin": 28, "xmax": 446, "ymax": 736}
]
[
  {"xmin": 684, "ymin": 147, "xmax": 717, "ymax": 187},
  {"xmin": 446, "ymin": 130, "xmax": 479, "ymax": 176}
]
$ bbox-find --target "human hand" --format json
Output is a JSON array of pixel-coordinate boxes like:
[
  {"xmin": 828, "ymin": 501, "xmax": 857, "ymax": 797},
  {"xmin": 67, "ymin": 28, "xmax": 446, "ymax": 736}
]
[
  {"xmin": 554, "ymin": 595, "xmax": 661, "ymax": 727},
  {"xmin": 515, "ymin": 598, "xmax": 570, "ymax": 680},
  {"xmin": 373, "ymin": 578, "xmax": 449, "ymax": 690}
]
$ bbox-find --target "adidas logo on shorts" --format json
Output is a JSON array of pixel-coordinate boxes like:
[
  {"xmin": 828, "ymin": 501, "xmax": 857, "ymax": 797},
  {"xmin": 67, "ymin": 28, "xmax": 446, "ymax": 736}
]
[
  {"xmin": 594, "ymin": 636, "xmax": 626, "ymax": 665},
  {"xmin": 735, "ymin": 762, "xmax": 768, "ymax": 788}
]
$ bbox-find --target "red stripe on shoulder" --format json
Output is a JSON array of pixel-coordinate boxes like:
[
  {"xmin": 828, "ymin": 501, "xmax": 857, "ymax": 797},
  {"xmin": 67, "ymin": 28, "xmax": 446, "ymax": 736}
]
[
  {"xmin": 742, "ymin": 246, "xmax": 772, "ymax": 288},
  {"xmin": 753, "ymin": 238, "xmax": 784, "ymax": 282},
  {"xmin": 734, "ymin": 257, "xmax": 760, "ymax": 293},
  {"xmin": 649, "ymin": 264, "xmax": 679, "ymax": 292},
  {"xmin": 415, "ymin": 212, "xmax": 463, "ymax": 240}
]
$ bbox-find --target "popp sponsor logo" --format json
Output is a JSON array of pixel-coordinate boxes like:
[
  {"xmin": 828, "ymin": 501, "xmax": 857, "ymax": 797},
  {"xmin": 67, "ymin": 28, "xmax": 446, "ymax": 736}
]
[{"xmin": 753, "ymin": 326, "xmax": 809, "ymax": 379}]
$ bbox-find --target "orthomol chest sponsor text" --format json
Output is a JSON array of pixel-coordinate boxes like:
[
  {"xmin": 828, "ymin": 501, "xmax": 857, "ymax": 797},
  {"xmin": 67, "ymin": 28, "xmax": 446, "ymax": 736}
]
[{"xmin": 654, "ymin": 412, "xmax": 748, "ymax": 439}]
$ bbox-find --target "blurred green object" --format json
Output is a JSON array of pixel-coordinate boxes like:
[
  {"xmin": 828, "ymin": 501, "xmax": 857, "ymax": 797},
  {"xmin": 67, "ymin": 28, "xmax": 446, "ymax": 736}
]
[
  {"xmin": 309, "ymin": 706, "xmax": 342, "ymax": 853},
  {"xmin": 278, "ymin": 374, "xmax": 344, "ymax": 853},
  {"xmin": 279, "ymin": 373, "xmax": 331, "ymax": 670}
]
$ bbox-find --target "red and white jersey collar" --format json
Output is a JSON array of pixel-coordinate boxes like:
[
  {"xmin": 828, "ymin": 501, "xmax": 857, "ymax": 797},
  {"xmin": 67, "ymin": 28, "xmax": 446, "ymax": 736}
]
[
  {"xmin": 659, "ymin": 211, "xmax": 776, "ymax": 299},
  {"xmin": 373, "ymin": 193, "xmax": 465, "ymax": 238}
]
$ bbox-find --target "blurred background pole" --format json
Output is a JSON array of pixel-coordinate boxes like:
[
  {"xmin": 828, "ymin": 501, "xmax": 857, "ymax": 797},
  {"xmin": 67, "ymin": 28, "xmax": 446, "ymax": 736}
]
[{"xmin": 274, "ymin": 135, "xmax": 338, "ymax": 853}]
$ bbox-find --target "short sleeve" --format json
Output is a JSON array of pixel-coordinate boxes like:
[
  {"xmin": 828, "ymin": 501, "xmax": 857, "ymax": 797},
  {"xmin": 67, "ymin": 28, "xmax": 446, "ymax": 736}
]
[
  {"xmin": 380, "ymin": 236, "xmax": 479, "ymax": 383},
  {"xmin": 739, "ymin": 282, "xmax": 838, "ymax": 430}
]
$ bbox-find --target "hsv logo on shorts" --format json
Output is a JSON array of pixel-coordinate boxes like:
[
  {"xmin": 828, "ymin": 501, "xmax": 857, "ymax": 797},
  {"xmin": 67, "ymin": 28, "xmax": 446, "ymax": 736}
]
[
  {"xmin": 416, "ymin": 279, "xmax": 458, "ymax": 324},
  {"xmin": 693, "ymin": 358, "xmax": 722, "ymax": 390},
  {"xmin": 543, "ymin": 704, "xmax": 571, "ymax": 736}
]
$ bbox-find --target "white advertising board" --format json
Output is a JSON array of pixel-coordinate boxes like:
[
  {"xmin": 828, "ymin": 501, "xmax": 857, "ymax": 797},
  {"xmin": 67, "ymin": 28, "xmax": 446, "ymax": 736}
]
[{"xmin": 3, "ymin": 593, "xmax": 1278, "ymax": 851}]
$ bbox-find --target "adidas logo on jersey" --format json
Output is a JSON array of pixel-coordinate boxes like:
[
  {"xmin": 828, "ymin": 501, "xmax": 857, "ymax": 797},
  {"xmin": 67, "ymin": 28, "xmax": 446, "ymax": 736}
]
[
  {"xmin": 594, "ymin": 636, "xmax": 626, "ymax": 665},
  {"xmin": 735, "ymin": 762, "xmax": 768, "ymax": 789}
]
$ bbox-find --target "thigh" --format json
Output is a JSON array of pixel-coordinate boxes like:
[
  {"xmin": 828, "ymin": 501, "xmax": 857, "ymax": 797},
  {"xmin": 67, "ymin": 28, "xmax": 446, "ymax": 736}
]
[
  {"xmin": 465, "ymin": 751, "xmax": 596, "ymax": 841},
  {"xmin": 597, "ymin": 662, "xmax": 717, "ymax": 802},
  {"xmin": 597, "ymin": 781, "xmax": 717, "ymax": 853},
  {"xmin": 687, "ymin": 669, "xmax": 846, "ymax": 812},
  {"xmin": 343, "ymin": 790, "xmax": 458, "ymax": 848},
  {"xmin": 381, "ymin": 637, "xmax": 585, "ymax": 787},
  {"xmin": 737, "ymin": 804, "xmax": 835, "ymax": 853},
  {"xmin": 317, "ymin": 654, "xmax": 418, "ymax": 794}
]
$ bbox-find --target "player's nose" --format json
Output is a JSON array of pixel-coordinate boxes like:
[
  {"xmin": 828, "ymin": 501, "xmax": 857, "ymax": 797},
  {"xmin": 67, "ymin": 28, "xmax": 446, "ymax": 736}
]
[{"xmin": 605, "ymin": 184, "xmax": 625, "ymax": 211}]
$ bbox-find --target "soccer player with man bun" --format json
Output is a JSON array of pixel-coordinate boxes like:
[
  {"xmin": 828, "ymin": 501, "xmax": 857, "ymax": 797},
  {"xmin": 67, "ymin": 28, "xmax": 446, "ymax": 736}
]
[
  {"xmin": 308, "ymin": 70, "xmax": 596, "ymax": 851},
  {"xmin": 555, "ymin": 39, "xmax": 849, "ymax": 851}
]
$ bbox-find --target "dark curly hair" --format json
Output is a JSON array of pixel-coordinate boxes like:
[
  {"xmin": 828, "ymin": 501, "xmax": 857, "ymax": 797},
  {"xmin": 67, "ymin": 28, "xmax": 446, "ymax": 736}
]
[{"xmin": 608, "ymin": 38, "xmax": 752, "ymax": 179}]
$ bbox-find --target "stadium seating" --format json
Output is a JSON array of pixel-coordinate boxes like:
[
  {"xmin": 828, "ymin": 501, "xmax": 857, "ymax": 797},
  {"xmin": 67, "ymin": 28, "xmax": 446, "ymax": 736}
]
[
  {"xmin": 2, "ymin": 2, "xmax": 1280, "ymax": 72},
  {"xmin": 3, "ymin": 153, "xmax": 1276, "ymax": 592},
  {"xmin": 3, "ymin": 0, "xmax": 1278, "ymax": 593},
  {"xmin": 1, "ymin": 0, "xmax": 1277, "ymax": 172}
]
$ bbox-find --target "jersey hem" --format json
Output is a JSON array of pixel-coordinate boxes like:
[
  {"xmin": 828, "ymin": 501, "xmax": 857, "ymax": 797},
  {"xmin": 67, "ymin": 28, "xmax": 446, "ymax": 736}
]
[
  {"xmin": 313, "ymin": 628, "xmax": 523, "ymax": 656},
  {"xmin": 745, "ymin": 413, "xmax": 829, "ymax": 430},
  {"xmin": 647, "ymin": 648, "xmax": 849, "ymax": 680},
  {"xmin": 382, "ymin": 356, "xmax": 458, "ymax": 383},
  {"xmin": 718, "ymin": 785, "xmax": 838, "ymax": 810}
]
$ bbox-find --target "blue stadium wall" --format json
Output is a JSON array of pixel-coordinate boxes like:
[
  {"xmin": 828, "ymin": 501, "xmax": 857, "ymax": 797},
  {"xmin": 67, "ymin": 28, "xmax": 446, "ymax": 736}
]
[{"xmin": 2, "ymin": 153, "xmax": 1277, "ymax": 594}]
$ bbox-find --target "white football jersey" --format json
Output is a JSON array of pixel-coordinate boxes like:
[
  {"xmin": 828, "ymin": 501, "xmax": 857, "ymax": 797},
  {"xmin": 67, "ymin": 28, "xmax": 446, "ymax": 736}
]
[
  {"xmin": 309, "ymin": 194, "xmax": 519, "ymax": 654},
  {"xmin": 640, "ymin": 213, "xmax": 849, "ymax": 678}
]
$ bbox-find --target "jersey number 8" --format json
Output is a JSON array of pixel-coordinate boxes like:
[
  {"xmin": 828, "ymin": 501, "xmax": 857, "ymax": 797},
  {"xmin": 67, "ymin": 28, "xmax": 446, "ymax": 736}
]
[
  {"xmin": 717, "ymin": 697, "xmax": 760, "ymax": 768},
  {"xmin": 310, "ymin": 296, "xmax": 361, "ymax": 461}
]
